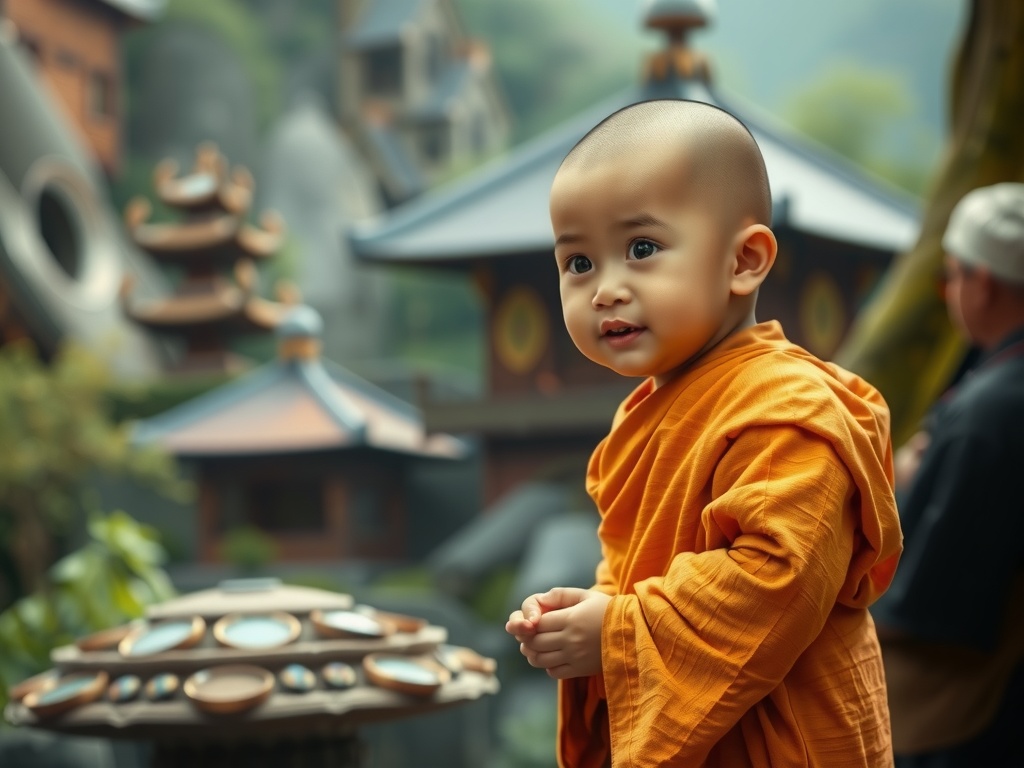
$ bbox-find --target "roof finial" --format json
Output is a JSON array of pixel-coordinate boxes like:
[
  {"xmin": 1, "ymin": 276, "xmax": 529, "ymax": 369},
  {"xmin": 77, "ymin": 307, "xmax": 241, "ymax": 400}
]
[
  {"xmin": 277, "ymin": 305, "xmax": 323, "ymax": 362},
  {"xmin": 643, "ymin": 0, "xmax": 715, "ymax": 84}
]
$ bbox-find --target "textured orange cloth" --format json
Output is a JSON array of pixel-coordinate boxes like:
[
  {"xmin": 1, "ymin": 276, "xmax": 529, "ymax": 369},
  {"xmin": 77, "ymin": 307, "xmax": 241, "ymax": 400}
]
[{"xmin": 558, "ymin": 321, "xmax": 903, "ymax": 768}]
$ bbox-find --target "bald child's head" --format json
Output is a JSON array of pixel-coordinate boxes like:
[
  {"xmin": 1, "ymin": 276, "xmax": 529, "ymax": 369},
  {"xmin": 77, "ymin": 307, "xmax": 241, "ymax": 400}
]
[
  {"xmin": 550, "ymin": 99, "xmax": 778, "ymax": 385},
  {"xmin": 558, "ymin": 99, "xmax": 772, "ymax": 231}
]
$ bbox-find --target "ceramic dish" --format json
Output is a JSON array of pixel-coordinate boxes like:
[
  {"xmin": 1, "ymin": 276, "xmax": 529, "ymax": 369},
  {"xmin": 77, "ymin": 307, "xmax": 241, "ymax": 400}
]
[
  {"xmin": 119, "ymin": 616, "xmax": 206, "ymax": 657},
  {"xmin": 363, "ymin": 653, "xmax": 450, "ymax": 697},
  {"xmin": 22, "ymin": 671, "xmax": 109, "ymax": 719},
  {"xmin": 75, "ymin": 622, "xmax": 139, "ymax": 652},
  {"xmin": 107, "ymin": 674, "xmax": 142, "ymax": 703},
  {"xmin": 8, "ymin": 669, "xmax": 59, "ymax": 703},
  {"xmin": 183, "ymin": 664, "xmax": 274, "ymax": 715},
  {"xmin": 145, "ymin": 673, "xmax": 180, "ymax": 701},
  {"xmin": 321, "ymin": 661, "xmax": 358, "ymax": 690},
  {"xmin": 278, "ymin": 663, "xmax": 316, "ymax": 693},
  {"xmin": 212, "ymin": 612, "xmax": 301, "ymax": 650},
  {"xmin": 310, "ymin": 609, "xmax": 394, "ymax": 640},
  {"xmin": 354, "ymin": 605, "xmax": 427, "ymax": 634},
  {"xmin": 437, "ymin": 644, "xmax": 497, "ymax": 675}
]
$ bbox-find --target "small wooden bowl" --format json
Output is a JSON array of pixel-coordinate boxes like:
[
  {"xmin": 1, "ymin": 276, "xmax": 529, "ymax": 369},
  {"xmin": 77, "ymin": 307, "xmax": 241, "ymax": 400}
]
[
  {"xmin": 436, "ymin": 644, "xmax": 497, "ymax": 675},
  {"xmin": 8, "ymin": 669, "xmax": 60, "ymax": 703},
  {"xmin": 213, "ymin": 612, "xmax": 301, "ymax": 650},
  {"xmin": 310, "ymin": 609, "xmax": 395, "ymax": 640},
  {"xmin": 363, "ymin": 653, "xmax": 450, "ymax": 697},
  {"xmin": 355, "ymin": 605, "xmax": 427, "ymax": 634},
  {"xmin": 119, "ymin": 616, "xmax": 205, "ymax": 658},
  {"xmin": 144, "ymin": 673, "xmax": 180, "ymax": 702},
  {"xmin": 322, "ymin": 661, "xmax": 358, "ymax": 690},
  {"xmin": 75, "ymin": 622, "xmax": 139, "ymax": 652},
  {"xmin": 183, "ymin": 664, "xmax": 274, "ymax": 715},
  {"xmin": 22, "ymin": 671, "xmax": 109, "ymax": 719}
]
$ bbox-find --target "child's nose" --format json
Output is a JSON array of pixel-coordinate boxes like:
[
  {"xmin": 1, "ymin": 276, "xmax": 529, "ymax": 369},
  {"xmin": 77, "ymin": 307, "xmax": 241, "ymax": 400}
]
[{"xmin": 592, "ymin": 276, "xmax": 631, "ymax": 309}]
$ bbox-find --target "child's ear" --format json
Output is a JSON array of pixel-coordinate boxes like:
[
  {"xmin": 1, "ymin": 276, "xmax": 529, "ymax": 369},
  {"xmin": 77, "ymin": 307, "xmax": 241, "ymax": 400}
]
[{"xmin": 730, "ymin": 224, "xmax": 777, "ymax": 296}]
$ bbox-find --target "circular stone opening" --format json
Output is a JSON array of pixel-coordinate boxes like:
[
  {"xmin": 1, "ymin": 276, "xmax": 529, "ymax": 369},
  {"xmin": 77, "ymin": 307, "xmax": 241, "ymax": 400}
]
[{"xmin": 37, "ymin": 185, "xmax": 82, "ymax": 279}]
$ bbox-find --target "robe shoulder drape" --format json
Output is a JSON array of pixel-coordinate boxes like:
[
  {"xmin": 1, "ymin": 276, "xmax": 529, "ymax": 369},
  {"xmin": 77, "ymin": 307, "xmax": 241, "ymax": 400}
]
[{"xmin": 558, "ymin": 321, "xmax": 903, "ymax": 768}]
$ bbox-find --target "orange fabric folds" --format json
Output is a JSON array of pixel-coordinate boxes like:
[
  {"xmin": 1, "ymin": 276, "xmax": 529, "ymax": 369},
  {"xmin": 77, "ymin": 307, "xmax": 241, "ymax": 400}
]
[{"xmin": 558, "ymin": 321, "xmax": 903, "ymax": 768}]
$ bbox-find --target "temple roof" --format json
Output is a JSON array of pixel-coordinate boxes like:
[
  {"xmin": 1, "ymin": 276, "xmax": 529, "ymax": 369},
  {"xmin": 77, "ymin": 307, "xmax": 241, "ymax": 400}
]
[
  {"xmin": 131, "ymin": 306, "xmax": 467, "ymax": 460},
  {"xmin": 406, "ymin": 59, "xmax": 474, "ymax": 122},
  {"xmin": 125, "ymin": 203, "xmax": 284, "ymax": 264},
  {"xmin": 120, "ymin": 280, "xmax": 288, "ymax": 333},
  {"xmin": 350, "ymin": 16, "xmax": 921, "ymax": 264},
  {"xmin": 344, "ymin": 0, "xmax": 431, "ymax": 49}
]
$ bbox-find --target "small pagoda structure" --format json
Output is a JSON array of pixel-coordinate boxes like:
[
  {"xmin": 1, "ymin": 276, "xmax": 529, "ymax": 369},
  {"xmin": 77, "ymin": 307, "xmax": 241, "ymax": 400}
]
[
  {"xmin": 121, "ymin": 142, "xmax": 296, "ymax": 375},
  {"xmin": 129, "ymin": 305, "xmax": 468, "ymax": 563}
]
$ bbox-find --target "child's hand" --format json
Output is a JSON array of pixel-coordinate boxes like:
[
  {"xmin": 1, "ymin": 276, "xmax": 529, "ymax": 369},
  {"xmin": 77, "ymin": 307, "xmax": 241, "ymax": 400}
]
[
  {"xmin": 505, "ymin": 586, "xmax": 580, "ymax": 639},
  {"xmin": 509, "ymin": 588, "xmax": 612, "ymax": 679}
]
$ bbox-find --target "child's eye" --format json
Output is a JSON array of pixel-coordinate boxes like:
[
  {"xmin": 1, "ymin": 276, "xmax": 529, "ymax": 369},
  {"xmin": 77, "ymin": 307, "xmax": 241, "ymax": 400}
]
[
  {"xmin": 566, "ymin": 255, "xmax": 593, "ymax": 275},
  {"xmin": 628, "ymin": 239, "xmax": 659, "ymax": 260}
]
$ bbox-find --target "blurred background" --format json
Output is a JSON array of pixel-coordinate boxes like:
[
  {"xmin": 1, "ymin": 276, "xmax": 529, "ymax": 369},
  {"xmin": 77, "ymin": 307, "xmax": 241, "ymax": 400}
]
[{"xmin": 1, "ymin": 0, "xmax": 1018, "ymax": 765}]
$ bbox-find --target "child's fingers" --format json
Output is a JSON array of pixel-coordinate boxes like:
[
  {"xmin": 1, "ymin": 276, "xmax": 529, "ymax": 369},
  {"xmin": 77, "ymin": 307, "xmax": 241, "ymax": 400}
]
[
  {"xmin": 505, "ymin": 610, "xmax": 537, "ymax": 636},
  {"xmin": 519, "ymin": 594, "xmax": 544, "ymax": 623}
]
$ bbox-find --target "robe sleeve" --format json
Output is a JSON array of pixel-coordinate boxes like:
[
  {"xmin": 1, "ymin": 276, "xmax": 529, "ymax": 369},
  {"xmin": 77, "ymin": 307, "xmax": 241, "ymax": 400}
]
[{"xmin": 601, "ymin": 425, "xmax": 859, "ymax": 765}]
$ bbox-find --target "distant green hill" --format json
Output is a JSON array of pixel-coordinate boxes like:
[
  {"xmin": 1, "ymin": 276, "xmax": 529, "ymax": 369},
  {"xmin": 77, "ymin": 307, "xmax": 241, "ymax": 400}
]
[{"xmin": 456, "ymin": 0, "xmax": 965, "ymax": 194}]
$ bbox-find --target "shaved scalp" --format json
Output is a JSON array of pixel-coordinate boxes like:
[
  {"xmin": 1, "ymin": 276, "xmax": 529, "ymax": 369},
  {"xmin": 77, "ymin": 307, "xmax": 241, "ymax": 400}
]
[{"xmin": 559, "ymin": 99, "xmax": 772, "ymax": 227}]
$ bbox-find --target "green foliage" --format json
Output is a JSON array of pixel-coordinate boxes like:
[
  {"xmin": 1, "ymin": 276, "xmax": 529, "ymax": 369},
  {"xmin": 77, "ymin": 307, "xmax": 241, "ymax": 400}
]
[
  {"xmin": 371, "ymin": 566, "xmax": 433, "ymax": 593},
  {"xmin": 162, "ymin": 0, "xmax": 282, "ymax": 129},
  {"xmin": 0, "ymin": 512, "xmax": 175, "ymax": 723},
  {"xmin": 219, "ymin": 526, "xmax": 278, "ymax": 574},
  {"xmin": 783, "ymin": 62, "xmax": 934, "ymax": 196},
  {"xmin": 0, "ymin": 340, "xmax": 191, "ymax": 609},
  {"xmin": 106, "ymin": 372, "xmax": 234, "ymax": 423},
  {"xmin": 491, "ymin": 693, "xmax": 559, "ymax": 768},
  {"xmin": 283, "ymin": 572, "xmax": 352, "ymax": 595},
  {"xmin": 390, "ymin": 268, "xmax": 484, "ymax": 374},
  {"xmin": 469, "ymin": 565, "xmax": 517, "ymax": 624}
]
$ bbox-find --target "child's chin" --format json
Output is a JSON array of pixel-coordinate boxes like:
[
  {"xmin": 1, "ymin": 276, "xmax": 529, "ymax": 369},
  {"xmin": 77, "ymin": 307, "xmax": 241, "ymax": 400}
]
[{"xmin": 608, "ymin": 364, "xmax": 653, "ymax": 379}]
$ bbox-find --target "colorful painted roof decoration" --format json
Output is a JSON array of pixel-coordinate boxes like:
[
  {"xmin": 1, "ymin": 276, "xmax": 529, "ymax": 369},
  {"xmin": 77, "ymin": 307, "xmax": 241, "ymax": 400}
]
[
  {"xmin": 349, "ymin": 0, "xmax": 921, "ymax": 265},
  {"xmin": 130, "ymin": 305, "xmax": 468, "ymax": 460}
]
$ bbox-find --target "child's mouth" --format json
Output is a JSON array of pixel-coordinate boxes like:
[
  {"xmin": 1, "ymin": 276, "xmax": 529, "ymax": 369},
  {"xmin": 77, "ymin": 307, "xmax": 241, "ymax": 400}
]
[{"xmin": 602, "ymin": 325, "xmax": 644, "ymax": 346}]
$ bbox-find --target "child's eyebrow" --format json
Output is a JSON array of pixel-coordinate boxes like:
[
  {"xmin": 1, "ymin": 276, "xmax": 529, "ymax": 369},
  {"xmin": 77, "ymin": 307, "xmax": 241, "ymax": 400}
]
[
  {"xmin": 554, "ymin": 232, "xmax": 584, "ymax": 247},
  {"xmin": 619, "ymin": 213, "xmax": 670, "ymax": 230}
]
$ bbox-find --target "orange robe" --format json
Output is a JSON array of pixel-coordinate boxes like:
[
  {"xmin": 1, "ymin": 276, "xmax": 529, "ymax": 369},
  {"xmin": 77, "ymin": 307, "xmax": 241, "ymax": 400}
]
[{"xmin": 558, "ymin": 321, "xmax": 903, "ymax": 768}]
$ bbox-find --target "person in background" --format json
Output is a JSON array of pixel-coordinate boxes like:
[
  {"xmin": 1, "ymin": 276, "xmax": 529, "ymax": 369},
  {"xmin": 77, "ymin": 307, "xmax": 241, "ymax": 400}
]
[{"xmin": 873, "ymin": 182, "xmax": 1024, "ymax": 768}]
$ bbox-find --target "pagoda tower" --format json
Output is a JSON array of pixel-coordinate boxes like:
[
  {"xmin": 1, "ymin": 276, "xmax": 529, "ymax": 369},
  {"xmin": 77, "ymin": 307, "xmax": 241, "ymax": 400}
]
[{"xmin": 120, "ymin": 142, "xmax": 297, "ymax": 375}]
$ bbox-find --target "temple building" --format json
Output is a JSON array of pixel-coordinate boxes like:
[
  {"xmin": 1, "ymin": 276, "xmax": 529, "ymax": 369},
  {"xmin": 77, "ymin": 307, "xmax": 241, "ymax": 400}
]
[
  {"xmin": 130, "ymin": 305, "xmax": 468, "ymax": 564},
  {"xmin": 349, "ymin": 1, "xmax": 923, "ymax": 508},
  {"xmin": 120, "ymin": 143, "xmax": 296, "ymax": 375},
  {"xmin": 337, "ymin": 0, "xmax": 511, "ymax": 205},
  {"xmin": 1, "ymin": 0, "xmax": 166, "ymax": 178},
  {"xmin": 0, "ymin": 20, "xmax": 166, "ymax": 378}
]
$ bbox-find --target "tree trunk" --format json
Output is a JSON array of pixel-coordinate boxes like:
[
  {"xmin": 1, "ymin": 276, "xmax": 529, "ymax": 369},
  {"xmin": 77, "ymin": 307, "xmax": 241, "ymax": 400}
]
[{"xmin": 833, "ymin": 0, "xmax": 1024, "ymax": 447}]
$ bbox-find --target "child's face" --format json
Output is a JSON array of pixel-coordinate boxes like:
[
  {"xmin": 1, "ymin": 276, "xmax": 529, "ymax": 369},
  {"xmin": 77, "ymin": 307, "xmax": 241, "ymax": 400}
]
[{"xmin": 551, "ymin": 146, "xmax": 739, "ymax": 386}]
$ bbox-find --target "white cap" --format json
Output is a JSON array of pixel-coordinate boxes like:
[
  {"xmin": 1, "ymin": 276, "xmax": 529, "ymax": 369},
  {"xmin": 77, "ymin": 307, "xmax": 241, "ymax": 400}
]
[{"xmin": 942, "ymin": 182, "xmax": 1024, "ymax": 283}]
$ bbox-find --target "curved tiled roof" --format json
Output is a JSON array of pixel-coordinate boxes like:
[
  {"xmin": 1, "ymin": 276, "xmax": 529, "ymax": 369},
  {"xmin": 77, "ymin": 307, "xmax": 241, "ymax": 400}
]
[
  {"xmin": 131, "ymin": 308, "xmax": 467, "ymax": 459},
  {"xmin": 344, "ymin": 0, "xmax": 431, "ymax": 49},
  {"xmin": 350, "ymin": 67, "xmax": 922, "ymax": 264}
]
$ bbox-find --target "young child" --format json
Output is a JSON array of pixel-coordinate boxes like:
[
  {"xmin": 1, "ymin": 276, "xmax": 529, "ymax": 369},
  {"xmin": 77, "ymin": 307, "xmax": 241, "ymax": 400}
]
[{"xmin": 505, "ymin": 99, "xmax": 904, "ymax": 767}]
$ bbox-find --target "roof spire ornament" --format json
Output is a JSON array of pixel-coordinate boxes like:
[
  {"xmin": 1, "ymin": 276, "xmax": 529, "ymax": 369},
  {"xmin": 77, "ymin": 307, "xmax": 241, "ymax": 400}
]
[{"xmin": 643, "ymin": 0, "xmax": 715, "ymax": 84}]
